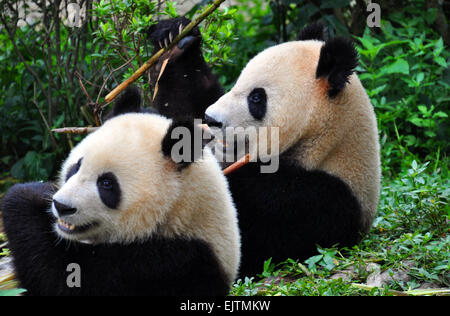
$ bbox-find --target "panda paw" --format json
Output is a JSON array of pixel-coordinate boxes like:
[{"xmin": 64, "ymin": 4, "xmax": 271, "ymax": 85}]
[
  {"xmin": 2, "ymin": 182, "xmax": 56, "ymax": 212},
  {"xmin": 147, "ymin": 17, "xmax": 201, "ymax": 51}
]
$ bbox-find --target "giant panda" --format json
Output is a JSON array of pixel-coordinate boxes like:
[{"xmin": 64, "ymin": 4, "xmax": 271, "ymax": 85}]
[
  {"xmin": 204, "ymin": 22, "xmax": 381, "ymax": 276},
  {"xmin": 1, "ymin": 96, "xmax": 240, "ymax": 295}
]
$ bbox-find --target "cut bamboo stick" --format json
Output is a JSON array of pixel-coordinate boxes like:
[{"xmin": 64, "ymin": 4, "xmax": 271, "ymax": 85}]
[
  {"xmin": 52, "ymin": 127, "xmax": 99, "ymax": 134},
  {"xmin": 152, "ymin": 58, "xmax": 170, "ymax": 101},
  {"xmin": 223, "ymin": 153, "xmax": 251, "ymax": 176}
]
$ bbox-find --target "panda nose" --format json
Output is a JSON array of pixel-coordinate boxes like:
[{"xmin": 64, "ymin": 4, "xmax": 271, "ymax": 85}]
[
  {"xmin": 204, "ymin": 114, "xmax": 223, "ymax": 128},
  {"xmin": 53, "ymin": 199, "xmax": 77, "ymax": 217}
]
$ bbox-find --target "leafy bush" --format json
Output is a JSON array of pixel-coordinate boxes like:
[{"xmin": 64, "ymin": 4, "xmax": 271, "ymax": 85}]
[
  {"xmin": 0, "ymin": 1, "xmax": 237, "ymax": 181},
  {"xmin": 356, "ymin": 8, "xmax": 449, "ymax": 175},
  {"xmin": 0, "ymin": 1, "xmax": 95, "ymax": 181},
  {"xmin": 206, "ymin": 0, "xmax": 277, "ymax": 89},
  {"xmin": 90, "ymin": 0, "xmax": 158, "ymax": 107}
]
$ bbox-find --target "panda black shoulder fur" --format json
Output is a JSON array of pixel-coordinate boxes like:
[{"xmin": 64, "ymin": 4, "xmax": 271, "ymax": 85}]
[
  {"xmin": 1, "ymin": 91, "xmax": 240, "ymax": 295},
  {"xmin": 205, "ymin": 22, "xmax": 381, "ymax": 276}
]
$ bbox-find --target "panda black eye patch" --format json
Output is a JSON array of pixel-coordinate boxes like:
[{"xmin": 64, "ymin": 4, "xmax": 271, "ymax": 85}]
[
  {"xmin": 247, "ymin": 88, "xmax": 267, "ymax": 120},
  {"xmin": 97, "ymin": 172, "xmax": 121, "ymax": 209},
  {"xmin": 65, "ymin": 158, "xmax": 83, "ymax": 182}
]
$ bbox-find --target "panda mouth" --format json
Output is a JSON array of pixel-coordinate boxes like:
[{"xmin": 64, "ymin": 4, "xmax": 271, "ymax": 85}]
[{"xmin": 57, "ymin": 219, "xmax": 99, "ymax": 234}]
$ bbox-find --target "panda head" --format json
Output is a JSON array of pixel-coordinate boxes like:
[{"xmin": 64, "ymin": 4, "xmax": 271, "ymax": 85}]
[
  {"xmin": 205, "ymin": 23, "xmax": 358, "ymax": 156},
  {"xmin": 52, "ymin": 113, "xmax": 205, "ymax": 244}
]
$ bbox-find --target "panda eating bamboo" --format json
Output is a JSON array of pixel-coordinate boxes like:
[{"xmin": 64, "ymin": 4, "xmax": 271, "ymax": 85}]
[
  {"xmin": 146, "ymin": 20, "xmax": 381, "ymax": 276},
  {"xmin": 1, "ymin": 107, "xmax": 240, "ymax": 295}
]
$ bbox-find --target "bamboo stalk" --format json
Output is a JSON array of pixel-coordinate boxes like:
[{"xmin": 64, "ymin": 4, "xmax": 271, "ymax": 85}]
[
  {"xmin": 52, "ymin": 127, "xmax": 99, "ymax": 134},
  {"xmin": 104, "ymin": 0, "xmax": 227, "ymax": 103},
  {"xmin": 404, "ymin": 288, "xmax": 450, "ymax": 296},
  {"xmin": 223, "ymin": 154, "xmax": 251, "ymax": 176},
  {"xmin": 353, "ymin": 283, "xmax": 450, "ymax": 296},
  {"xmin": 351, "ymin": 283, "xmax": 410, "ymax": 296},
  {"xmin": 53, "ymin": 124, "xmax": 210, "ymax": 135}
]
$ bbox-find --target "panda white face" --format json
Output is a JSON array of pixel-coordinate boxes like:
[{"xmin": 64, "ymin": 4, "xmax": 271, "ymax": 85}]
[
  {"xmin": 52, "ymin": 156, "xmax": 123, "ymax": 243},
  {"xmin": 52, "ymin": 114, "xmax": 182, "ymax": 244},
  {"xmin": 205, "ymin": 41, "xmax": 328, "ymax": 156}
]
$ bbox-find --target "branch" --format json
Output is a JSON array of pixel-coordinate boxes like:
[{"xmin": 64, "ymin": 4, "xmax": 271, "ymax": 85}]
[
  {"xmin": 74, "ymin": 73, "xmax": 97, "ymax": 126},
  {"xmin": 51, "ymin": 127, "xmax": 99, "ymax": 134},
  {"xmin": 104, "ymin": 0, "xmax": 227, "ymax": 103},
  {"xmin": 31, "ymin": 84, "xmax": 58, "ymax": 150},
  {"xmin": 96, "ymin": 55, "xmax": 137, "ymax": 105}
]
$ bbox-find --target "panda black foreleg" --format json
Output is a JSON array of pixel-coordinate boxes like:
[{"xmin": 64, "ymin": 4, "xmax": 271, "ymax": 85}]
[
  {"xmin": 1, "ymin": 182, "xmax": 58, "ymax": 252},
  {"xmin": 0, "ymin": 182, "xmax": 73, "ymax": 295},
  {"xmin": 72, "ymin": 236, "xmax": 230, "ymax": 296},
  {"xmin": 1, "ymin": 182, "xmax": 111, "ymax": 295}
]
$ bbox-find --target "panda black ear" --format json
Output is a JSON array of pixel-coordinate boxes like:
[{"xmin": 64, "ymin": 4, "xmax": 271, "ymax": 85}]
[
  {"xmin": 161, "ymin": 118, "xmax": 206, "ymax": 169},
  {"xmin": 316, "ymin": 37, "xmax": 358, "ymax": 98},
  {"xmin": 105, "ymin": 85, "xmax": 142, "ymax": 121},
  {"xmin": 297, "ymin": 22, "xmax": 327, "ymax": 41}
]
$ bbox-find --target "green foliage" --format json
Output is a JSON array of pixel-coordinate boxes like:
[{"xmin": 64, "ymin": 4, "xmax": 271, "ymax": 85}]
[
  {"xmin": 91, "ymin": 0, "xmax": 158, "ymax": 100},
  {"xmin": 0, "ymin": 232, "xmax": 9, "ymax": 257},
  {"xmin": 272, "ymin": 0, "xmax": 352, "ymax": 38},
  {"xmin": 356, "ymin": 8, "xmax": 449, "ymax": 175},
  {"xmin": 0, "ymin": 248, "xmax": 10, "ymax": 257},
  {"xmin": 0, "ymin": 1, "xmax": 91, "ymax": 181},
  {"xmin": 199, "ymin": 6, "xmax": 238, "ymax": 68},
  {"xmin": 376, "ymin": 160, "xmax": 449, "ymax": 235},
  {"xmin": 232, "ymin": 277, "xmax": 260, "ymax": 296},
  {"xmin": 230, "ymin": 256, "xmax": 389, "ymax": 296},
  {"xmin": 304, "ymin": 248, "xmax": 339, "ymax": 273},
  {"xmin": 0, "ymin": 1, "xmax": 242, "ymax": 181},
  {"xmin": 211, "ymin": 0, "xmax": 277, "ymax": 89}
]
